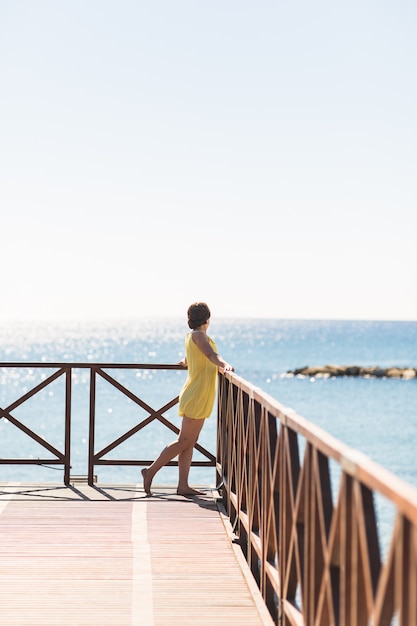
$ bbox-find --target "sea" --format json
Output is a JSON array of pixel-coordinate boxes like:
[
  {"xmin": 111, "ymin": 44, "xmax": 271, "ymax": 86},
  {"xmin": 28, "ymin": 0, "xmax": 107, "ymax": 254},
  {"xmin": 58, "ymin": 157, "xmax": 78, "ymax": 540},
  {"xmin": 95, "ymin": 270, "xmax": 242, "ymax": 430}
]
[{"xmin": 1, "ymin": 317, "xmax": 416, "ymax": 495}]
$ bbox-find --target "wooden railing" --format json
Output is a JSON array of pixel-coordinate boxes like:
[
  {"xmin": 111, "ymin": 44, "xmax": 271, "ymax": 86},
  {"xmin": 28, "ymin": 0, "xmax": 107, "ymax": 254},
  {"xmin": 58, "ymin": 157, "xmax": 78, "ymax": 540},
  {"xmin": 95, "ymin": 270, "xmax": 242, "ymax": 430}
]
[
  {"xmin": 87, "ymin": 363, "xmax": 215, "ymax": 484},
  {"xmin": 0, "ymin": 365, "xmax": 72, "ymax": 484},
  {"xmin": 216, "ymin": 372, "xmax": 417, "ymax": 626},
  {"xmin": 0, "ymin": 363, "xmax": 215, "ymax": 485}
]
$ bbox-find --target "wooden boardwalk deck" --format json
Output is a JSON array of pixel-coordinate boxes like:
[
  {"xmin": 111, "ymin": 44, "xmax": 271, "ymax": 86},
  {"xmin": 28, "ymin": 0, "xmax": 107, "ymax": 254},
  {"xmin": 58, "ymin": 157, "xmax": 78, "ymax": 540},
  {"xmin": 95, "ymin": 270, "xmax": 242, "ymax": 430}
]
[{"xmin": 0, "ymin": 483, "xmax": 274, "ymax": 626}]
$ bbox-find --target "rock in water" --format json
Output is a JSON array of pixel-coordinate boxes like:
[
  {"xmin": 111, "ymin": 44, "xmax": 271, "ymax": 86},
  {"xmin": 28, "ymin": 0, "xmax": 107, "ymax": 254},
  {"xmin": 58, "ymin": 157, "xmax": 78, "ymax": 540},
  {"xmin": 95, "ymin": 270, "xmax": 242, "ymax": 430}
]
[{"xmin": 287, "ymin": 365, "xmax": 417, "ymax": 379}]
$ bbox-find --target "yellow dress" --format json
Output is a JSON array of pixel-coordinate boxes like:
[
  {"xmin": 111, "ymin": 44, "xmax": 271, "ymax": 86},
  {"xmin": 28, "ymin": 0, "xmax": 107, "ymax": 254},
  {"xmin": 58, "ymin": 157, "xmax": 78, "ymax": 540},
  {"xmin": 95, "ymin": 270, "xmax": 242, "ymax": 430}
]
[{"xmin": 178, "ymin": 331, "xmax": 218, "ymax": 419}]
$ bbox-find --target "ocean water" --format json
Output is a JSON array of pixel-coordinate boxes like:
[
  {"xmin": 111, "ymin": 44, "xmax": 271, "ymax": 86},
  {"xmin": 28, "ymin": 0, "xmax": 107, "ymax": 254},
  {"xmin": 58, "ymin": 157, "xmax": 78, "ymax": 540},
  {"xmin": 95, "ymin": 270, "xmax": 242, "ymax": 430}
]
[{"xmin": 0, "ymin": 318, "xmax": 416, "ymax": 492}]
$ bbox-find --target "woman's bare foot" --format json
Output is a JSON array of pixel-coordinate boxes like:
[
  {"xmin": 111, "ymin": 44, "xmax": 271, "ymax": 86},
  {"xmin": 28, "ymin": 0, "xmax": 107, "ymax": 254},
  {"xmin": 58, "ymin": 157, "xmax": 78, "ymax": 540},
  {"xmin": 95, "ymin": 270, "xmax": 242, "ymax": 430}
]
[
  {"xmin": 141, "ymin": 468, "xmax": 152, "ymax": 496},
  {"xmin": 176, "ymin": 487, "xmax": 204, "ymax": 497}
]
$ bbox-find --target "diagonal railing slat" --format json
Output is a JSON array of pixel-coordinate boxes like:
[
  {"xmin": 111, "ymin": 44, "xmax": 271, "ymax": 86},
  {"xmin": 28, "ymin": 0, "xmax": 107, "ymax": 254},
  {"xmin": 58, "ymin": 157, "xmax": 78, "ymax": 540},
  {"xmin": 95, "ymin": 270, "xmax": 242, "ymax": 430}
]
[{"xmin": 2, "ymin": 368, "xmax": 65, "ymax": 413}]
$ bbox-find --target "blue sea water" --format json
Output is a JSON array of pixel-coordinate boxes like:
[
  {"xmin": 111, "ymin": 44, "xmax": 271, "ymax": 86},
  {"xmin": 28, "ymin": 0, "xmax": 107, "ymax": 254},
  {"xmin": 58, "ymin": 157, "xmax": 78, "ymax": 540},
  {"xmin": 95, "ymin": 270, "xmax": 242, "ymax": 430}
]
[{"xmin": 0, "ymin": 318, "xmax": 416, "ymax": 492}]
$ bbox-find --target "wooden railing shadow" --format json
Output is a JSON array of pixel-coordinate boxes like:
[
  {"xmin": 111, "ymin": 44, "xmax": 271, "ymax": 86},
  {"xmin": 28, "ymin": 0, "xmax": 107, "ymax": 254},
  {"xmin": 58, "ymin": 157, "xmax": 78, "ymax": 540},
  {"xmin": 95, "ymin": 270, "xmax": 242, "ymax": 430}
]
[{"xmin": 216, "ymin": 372, "xmax": 417, "ymax": 626}]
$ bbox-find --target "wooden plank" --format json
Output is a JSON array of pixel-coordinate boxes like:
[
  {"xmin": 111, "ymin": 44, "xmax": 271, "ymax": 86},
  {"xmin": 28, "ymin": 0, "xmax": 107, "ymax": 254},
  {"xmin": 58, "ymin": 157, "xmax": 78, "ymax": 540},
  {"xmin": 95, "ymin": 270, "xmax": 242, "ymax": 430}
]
[{"xmin": 0, "ymin": 484, "xmax": 274, "ymax": 626}]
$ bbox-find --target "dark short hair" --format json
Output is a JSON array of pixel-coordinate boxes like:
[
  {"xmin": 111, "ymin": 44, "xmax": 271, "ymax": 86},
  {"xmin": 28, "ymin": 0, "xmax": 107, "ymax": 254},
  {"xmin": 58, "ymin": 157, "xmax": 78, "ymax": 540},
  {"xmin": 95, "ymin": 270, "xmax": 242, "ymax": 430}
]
[{"xmin": 187, "ymin": 302, "xmax": 211, "ymax": 329}]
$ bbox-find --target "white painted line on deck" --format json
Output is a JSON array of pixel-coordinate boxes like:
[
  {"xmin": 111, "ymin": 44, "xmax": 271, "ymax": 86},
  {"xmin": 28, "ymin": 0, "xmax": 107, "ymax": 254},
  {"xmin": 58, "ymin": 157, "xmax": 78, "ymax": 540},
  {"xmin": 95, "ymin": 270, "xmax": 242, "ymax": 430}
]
[{"xmin": 131, "ymin": 491, "xmax": 154, "ymax": 626}]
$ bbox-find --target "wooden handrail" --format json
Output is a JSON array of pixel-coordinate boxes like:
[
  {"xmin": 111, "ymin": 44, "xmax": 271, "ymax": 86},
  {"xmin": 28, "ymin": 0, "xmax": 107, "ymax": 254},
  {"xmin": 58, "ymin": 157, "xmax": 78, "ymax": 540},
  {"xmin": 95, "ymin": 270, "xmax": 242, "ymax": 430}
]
[{"xmin": 216, "ymin": 371, "xmax": 417, "ymax": 626}]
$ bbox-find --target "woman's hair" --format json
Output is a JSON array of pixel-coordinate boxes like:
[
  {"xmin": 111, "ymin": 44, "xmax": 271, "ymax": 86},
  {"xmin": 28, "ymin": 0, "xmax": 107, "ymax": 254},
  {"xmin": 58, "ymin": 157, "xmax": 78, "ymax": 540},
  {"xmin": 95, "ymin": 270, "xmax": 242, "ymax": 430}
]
[{"xmin": 187, "ymin": 302, "xmax": 211, "ymax": 329}]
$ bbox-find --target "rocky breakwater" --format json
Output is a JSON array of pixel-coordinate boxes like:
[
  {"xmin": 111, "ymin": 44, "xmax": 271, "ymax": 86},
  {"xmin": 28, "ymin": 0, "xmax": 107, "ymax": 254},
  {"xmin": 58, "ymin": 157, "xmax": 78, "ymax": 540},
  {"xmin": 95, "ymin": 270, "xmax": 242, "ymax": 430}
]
[{"xmin": 288, "ymin": 365, "xmax": 417, "ymax": 379}]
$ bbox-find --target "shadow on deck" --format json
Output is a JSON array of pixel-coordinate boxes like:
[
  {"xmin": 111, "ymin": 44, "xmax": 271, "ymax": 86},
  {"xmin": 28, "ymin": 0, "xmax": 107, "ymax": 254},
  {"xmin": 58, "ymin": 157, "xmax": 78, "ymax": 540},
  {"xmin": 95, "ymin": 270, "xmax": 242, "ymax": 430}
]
[{"xmin": 0, "ymin": 482, "xmax": 274, "ymax": 626}]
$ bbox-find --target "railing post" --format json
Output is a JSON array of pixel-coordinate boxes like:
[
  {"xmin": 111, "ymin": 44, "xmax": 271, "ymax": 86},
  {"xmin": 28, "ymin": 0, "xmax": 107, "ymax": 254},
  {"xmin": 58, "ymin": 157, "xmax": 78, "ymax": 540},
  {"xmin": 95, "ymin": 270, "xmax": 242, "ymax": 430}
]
[
  {"xmin": 64, "ymin": 367, "xmax": 72, "ymax": 486},
  {"xmin": 88, "ymin": 366, "xmax": 96, "ymax": 486},
  {"xmin": 216, "ymin": 372, "xmax": 228, "ymax": 493}
]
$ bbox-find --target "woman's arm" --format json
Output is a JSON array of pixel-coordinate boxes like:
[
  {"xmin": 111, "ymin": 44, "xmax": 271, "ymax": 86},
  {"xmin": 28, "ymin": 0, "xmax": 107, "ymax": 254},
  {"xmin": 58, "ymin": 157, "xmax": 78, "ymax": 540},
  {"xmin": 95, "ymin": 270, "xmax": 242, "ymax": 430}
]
[{"xmin": 192, "ymin": 332, "xmax": 234, "ymax": 372}]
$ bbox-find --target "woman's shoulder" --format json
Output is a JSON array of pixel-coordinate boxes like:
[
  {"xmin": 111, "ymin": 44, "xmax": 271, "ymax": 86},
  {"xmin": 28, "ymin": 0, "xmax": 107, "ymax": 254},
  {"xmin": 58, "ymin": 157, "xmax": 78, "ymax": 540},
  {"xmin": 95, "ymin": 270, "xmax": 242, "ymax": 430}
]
[
  {"xmin": 190, "ymin": 330, "xmax": 211, "ymax": 345},
  {"xmin": 186, "ymin": 330, "xmax": 204, "ymax": 341}
]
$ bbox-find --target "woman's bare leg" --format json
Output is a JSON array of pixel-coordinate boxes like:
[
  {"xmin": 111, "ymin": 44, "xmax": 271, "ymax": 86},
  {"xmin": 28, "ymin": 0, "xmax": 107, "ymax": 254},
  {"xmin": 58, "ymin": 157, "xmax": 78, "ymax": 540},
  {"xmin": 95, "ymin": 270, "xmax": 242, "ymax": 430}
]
[
  {"xmin": 177, "ymin": 430, "xmax": 205, "ymax": 496},
  {"xmin": 142, "ymin": 416, "xmax": 205, "ymax": 495}
]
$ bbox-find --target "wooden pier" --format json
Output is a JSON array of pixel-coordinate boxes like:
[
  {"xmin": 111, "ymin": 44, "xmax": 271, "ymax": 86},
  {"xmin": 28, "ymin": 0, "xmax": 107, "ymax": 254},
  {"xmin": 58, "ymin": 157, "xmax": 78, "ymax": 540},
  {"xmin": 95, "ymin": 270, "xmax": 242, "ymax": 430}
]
[
  {"xmin": 2, "ymin": 362, "xmax": 417, "ymax": 624},
  {"xmin": 0, "ymin": 482, "xmax": 273, "ymax": 626}
]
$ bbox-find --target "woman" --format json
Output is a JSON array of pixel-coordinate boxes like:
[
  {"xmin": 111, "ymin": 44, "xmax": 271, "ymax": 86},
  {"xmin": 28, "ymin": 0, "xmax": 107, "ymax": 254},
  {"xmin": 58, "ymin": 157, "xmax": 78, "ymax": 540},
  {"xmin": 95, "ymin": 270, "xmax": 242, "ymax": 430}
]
[{"xmin": 141, "ymin": 302, "xmax": 234, "ymax": 496}]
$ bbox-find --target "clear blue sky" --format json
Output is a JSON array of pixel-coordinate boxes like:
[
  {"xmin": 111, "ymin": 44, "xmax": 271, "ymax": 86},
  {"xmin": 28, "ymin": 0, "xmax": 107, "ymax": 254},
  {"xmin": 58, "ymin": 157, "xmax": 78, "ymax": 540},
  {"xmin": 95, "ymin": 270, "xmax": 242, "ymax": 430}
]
[{"xmin": 1, "ymin": 1, "xmax": 416, "ymax": 321}]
